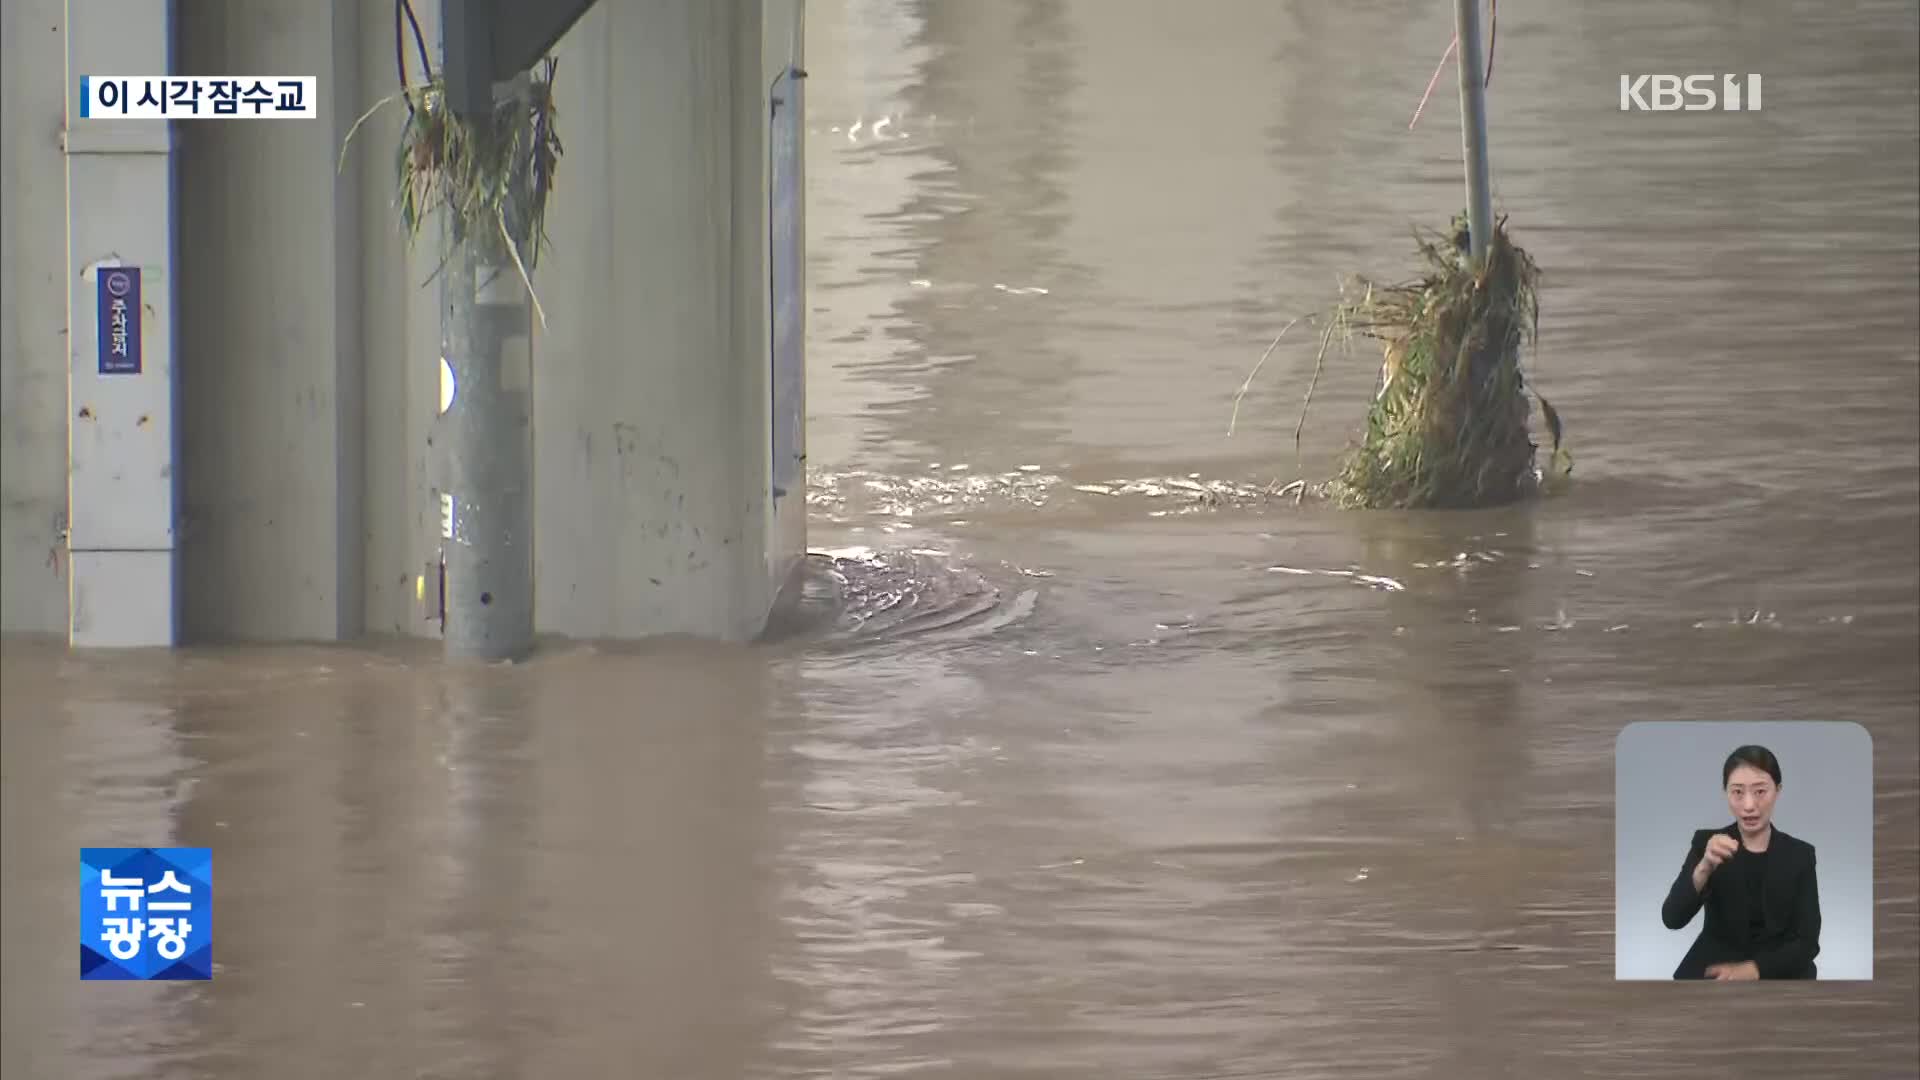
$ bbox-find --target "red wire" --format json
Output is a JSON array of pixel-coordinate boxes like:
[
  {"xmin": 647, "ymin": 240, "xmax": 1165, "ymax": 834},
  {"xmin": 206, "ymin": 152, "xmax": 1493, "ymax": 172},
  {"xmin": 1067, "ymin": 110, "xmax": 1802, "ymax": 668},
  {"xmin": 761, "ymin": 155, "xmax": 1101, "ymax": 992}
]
[{"xmin": 1409, "ymin": 0, "xmax": 1499, "ymax": 131}]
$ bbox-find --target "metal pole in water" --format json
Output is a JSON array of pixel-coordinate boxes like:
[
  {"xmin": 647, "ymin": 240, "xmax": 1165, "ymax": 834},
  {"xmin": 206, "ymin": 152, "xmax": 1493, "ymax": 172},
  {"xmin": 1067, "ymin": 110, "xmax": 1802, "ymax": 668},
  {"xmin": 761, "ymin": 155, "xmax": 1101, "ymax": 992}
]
[
  {"xmin": 1453, "ymin": 0, "xmax": 1495, "ymax": 265},
  {"xmin": 437, "ymin": 87, "xmax": 536, "ymax": 662}
]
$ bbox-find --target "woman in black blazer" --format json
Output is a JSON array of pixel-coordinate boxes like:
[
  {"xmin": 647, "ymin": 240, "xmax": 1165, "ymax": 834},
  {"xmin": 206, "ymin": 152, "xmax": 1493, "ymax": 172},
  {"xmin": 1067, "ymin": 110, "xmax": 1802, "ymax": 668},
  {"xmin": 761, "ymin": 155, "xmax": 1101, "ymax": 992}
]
[{"xmin": 1661, "ymin": 745, "xmax": 1821, "ymax": 979}]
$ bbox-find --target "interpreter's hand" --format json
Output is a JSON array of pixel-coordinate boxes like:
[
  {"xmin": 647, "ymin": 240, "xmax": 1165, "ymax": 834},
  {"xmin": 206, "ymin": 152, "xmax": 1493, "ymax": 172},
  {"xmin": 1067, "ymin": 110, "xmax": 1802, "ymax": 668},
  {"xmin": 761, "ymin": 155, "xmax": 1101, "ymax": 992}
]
[
  {"xmin": 1705, "ymin": 961, "xmax": 1760, "ymax": 981},
  {"xmin": 1700, "ymin": 833, "xmax": 1740, "ymax": 873},
  {"xmin": 1691, "ymin": 832, "xmax": 1740, "ymax": 892}
]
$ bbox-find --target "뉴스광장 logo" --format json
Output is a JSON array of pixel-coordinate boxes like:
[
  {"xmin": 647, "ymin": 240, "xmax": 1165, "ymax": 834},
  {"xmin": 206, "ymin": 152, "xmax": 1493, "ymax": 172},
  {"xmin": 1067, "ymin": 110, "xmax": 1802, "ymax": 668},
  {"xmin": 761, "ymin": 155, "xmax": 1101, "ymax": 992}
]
[
  {"xmin": 80, "ymin": 848, "xmax": 212, "ymax": 980},
  {"xmin": 1620, "ymin": 74, "xmax": 1763, "ymax": 112}
]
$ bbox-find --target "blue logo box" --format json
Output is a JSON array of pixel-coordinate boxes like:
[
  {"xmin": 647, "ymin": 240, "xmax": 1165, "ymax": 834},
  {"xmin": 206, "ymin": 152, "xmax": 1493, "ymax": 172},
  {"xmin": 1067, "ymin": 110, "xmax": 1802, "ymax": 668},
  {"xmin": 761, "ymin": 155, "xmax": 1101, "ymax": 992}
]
[{"xmin": 81, "ymin": 848, "xmax": 212, "ymax": 980}]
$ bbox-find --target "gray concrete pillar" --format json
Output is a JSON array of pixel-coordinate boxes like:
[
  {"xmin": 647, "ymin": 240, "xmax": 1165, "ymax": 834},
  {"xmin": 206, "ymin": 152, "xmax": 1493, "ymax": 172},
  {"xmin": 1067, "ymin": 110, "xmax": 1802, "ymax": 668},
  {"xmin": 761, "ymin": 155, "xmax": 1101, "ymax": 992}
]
[
  {"xmin": 354, "ymin": 0, "xmax": 451, "ymax": 639},
  {"xmin": 173, "ymin": 0, "xmax": 364, "ymax": 642},
  {"xmin": 0, "ymin": 0, "xmax": 71, "ymax": 636},
  {"xmin": 528, "ymin": 0, "xmax": 809, "ymax": 642},
  {"xmin": 63, "ymin": 0, "xmax": 181, "ymax": 647}
]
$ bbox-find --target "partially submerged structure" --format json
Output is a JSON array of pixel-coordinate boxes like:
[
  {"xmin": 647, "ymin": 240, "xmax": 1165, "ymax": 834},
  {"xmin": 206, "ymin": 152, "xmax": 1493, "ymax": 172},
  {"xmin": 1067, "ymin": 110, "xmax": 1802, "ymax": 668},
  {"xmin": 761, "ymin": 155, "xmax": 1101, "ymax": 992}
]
[{"xmin": 6, "ymin": 0, "xmax": 808, "ymax": 650}]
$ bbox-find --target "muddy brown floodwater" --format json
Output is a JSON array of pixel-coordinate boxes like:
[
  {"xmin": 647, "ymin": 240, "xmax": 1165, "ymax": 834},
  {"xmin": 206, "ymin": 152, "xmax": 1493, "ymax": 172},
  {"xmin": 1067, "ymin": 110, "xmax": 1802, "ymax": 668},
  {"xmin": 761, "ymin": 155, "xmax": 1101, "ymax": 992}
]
[{"xmin": 5, "ymin": 1, "xmax": 1919, "ymax": 1077}]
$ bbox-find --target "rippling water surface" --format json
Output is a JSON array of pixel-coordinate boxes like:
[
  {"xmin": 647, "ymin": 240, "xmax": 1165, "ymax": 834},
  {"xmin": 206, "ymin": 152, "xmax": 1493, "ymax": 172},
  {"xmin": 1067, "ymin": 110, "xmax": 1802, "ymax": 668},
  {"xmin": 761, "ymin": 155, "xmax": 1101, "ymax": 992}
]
[{"xmin": 5, "ymin": 1, "xmax": 1918, "ymax": 1077}]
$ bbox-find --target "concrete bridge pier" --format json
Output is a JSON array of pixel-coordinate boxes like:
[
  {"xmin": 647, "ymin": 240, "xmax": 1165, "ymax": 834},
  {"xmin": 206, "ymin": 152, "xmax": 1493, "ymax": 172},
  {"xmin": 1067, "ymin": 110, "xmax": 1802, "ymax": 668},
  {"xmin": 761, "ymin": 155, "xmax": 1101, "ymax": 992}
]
[{"xmin": 61, "ymin": 0, "xmax": 182, "ymax": 647}]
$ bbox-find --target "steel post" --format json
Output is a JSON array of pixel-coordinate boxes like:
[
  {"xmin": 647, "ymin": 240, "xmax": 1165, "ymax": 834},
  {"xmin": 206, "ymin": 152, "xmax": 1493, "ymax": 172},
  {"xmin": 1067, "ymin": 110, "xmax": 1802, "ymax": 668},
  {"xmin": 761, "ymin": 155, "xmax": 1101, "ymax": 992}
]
[
  {"xmin": 1453, "ymin": 0, "xmax": 1495, "ymax": 264},
  {"xmin": 437, "ymin": 175, "xmax": 535, "ymax": 661}
]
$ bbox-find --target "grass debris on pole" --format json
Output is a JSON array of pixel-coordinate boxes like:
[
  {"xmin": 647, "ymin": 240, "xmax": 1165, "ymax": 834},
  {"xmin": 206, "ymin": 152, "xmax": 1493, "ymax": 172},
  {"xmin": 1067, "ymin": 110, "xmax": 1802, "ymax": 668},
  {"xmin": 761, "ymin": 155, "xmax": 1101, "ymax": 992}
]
[
  {"xmin": 393, "ymin": 63, "xmax": 563, "ymax": 320},
  {"xmin": 1321, "ymin": 0, "xmax": 1566, "ymax": 510},
  {"xmin": 340, "ymin": 48, "xmax": 564, "ymax": 296},
  {"xmin": 1329, "ymin": 214, "xmax": 1553, "ymax": 509}
]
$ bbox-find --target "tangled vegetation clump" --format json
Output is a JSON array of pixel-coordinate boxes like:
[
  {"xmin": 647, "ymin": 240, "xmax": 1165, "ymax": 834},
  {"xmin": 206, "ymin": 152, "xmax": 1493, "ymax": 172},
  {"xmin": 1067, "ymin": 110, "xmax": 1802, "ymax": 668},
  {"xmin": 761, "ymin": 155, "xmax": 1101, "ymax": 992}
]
[
  {"xmin": 1328, "ymin": 213, "xmax": 1562, "ymax": 509},
  {"xmin": 341, "ymin": 48, "xmax": 563, "ymax": 324}
]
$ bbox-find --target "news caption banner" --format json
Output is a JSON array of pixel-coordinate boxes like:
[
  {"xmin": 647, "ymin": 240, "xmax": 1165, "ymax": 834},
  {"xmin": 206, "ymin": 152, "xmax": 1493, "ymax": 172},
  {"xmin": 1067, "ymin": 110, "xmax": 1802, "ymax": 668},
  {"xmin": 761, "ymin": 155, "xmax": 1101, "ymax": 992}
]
[
  {"xmin": 80, "ymin": 848, "xmax": 212, "ymax": 981},
  {"xmin": 79, "ymin": 76, "xmax": 316, "ymax": 119}
]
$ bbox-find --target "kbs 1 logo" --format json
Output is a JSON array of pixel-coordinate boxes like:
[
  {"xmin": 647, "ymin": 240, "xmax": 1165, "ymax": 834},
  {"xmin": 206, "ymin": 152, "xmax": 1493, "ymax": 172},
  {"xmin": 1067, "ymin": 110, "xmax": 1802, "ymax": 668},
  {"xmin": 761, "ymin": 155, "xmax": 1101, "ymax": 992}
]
[
  {"xmin": 80, "ymin": 848, "xmax": 212, "ymax": 980},
  {"xmin": 1620, "ymin": 74, "xmax": 1763, "ymax": 112}
]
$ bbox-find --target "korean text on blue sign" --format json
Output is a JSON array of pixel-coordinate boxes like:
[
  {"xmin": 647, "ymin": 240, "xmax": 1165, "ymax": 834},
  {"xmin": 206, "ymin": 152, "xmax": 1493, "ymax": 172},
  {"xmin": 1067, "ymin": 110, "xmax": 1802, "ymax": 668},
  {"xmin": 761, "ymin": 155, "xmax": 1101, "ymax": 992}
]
[
  {"xmin": 97, "ymin": 267, "xmax": 141, "ymax": 375},
  {"xmin": 80, "ymin": 76, "xmax": 317, "ymax": 119},
  {"xmin": 81, "ymin": 848, "xmax": 212, "ymax": 980}
]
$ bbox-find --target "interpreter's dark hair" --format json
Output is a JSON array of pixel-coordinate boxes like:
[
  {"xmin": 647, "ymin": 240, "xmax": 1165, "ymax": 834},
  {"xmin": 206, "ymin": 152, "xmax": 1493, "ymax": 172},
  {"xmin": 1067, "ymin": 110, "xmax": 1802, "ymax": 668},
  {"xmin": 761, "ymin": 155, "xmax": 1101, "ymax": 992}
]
[{"xmin": 1722, "ymin": 745, "xmax": 1783, "ymax": 788}]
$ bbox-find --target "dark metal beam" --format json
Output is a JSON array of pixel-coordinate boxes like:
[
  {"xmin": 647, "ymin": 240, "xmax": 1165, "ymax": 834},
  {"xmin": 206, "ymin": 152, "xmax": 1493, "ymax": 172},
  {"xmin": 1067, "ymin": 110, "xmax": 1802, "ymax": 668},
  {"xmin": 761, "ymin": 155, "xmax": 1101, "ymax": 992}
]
[
  {"xmin": 441, "ymin": 0, "xmax": 496, "ymax": 120},
  {"xmin": 491, "ymin": 0, "xmax": 599, "ymax": 79},
  {"xmin": 443, "ymin": 0, "xmax": 602, "ymax": 120}
]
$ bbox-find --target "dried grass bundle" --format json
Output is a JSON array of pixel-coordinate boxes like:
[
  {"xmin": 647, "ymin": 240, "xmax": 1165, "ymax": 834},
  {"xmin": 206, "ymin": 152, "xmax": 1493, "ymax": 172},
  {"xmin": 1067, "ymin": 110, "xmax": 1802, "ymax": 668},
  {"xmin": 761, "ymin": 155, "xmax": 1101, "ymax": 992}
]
[
  {"xmin": 1328, "ymin": 214, "xmax": 1565, "ymax": 509},
  {"xmin": 342, "ymin": 57, "xmax": 563, "ymax": 324}
]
